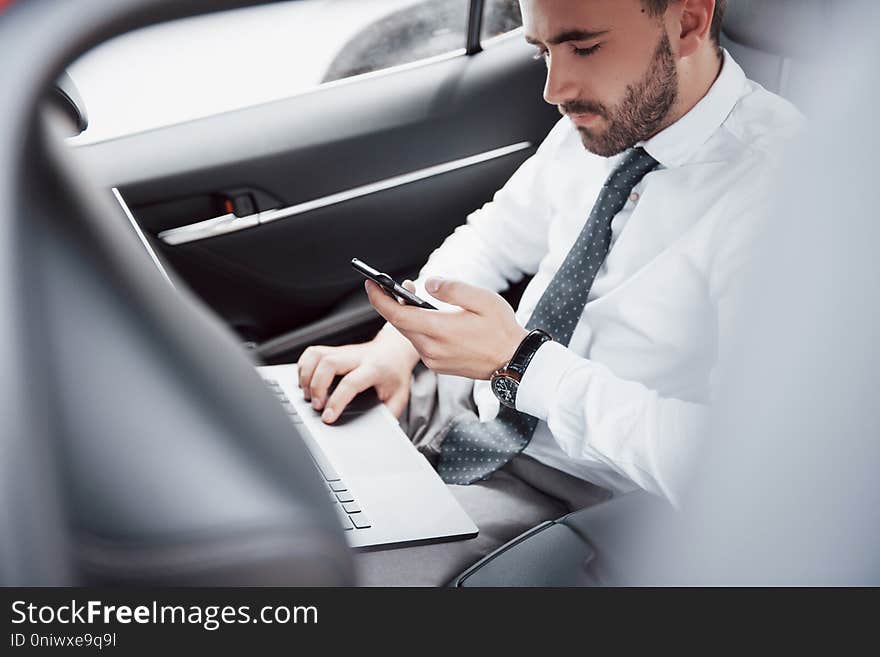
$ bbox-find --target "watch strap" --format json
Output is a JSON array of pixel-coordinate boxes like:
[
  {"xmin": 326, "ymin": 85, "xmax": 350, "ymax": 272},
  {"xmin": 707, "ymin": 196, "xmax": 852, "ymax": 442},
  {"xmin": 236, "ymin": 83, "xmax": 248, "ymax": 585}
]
[{"xmin": 505, "ymin": 329, "xmax": 552, "ymax": 377}]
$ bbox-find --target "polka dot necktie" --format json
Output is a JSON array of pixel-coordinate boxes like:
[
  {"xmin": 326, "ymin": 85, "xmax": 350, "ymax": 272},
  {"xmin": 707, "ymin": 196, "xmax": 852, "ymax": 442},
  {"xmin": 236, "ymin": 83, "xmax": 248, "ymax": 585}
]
[{"xmin": 437, "ymin": 147, "xmax": 659, "ymax": 485}]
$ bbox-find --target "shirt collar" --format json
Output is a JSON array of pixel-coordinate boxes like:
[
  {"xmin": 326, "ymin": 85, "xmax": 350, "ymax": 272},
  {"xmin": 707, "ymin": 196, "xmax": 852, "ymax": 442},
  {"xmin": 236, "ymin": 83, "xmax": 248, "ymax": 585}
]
[{"xmin": 640, "ymin": 49, "xmax": 746, "ymax": 169}]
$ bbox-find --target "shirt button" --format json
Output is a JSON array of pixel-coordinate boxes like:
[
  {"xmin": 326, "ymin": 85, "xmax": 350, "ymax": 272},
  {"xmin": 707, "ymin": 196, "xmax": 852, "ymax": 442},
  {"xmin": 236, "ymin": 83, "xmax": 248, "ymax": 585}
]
[{"xmin": 629, "ymin": 192, "xmax": 640, "ymax": 203}]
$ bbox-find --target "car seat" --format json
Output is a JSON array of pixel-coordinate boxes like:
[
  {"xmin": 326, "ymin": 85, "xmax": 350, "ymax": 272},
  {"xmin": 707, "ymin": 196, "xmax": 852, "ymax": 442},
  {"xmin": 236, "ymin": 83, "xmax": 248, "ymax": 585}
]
[{"xmin": 0, "ymin": 0, "xmax": 353, "ymax": 586}]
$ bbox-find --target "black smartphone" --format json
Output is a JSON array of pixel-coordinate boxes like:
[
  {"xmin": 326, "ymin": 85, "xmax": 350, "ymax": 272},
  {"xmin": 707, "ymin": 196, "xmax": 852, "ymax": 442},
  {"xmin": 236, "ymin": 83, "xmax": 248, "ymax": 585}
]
[{"xmin": 351, "ymin": 258, "xmax": 436, "ymax": 310}]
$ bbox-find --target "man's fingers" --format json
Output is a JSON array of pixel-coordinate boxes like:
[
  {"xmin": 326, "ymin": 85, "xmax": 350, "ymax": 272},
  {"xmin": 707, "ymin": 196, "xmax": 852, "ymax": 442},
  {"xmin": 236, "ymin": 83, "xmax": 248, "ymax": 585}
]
[
  {"xmin": 296, "ymin": 346, "xmax": 326, "ymax": 399},
  {"xmin": 308, "ymin": 357, "xmax": 355, "ymax": 410},
  {"xmin": 321, "ymin": 368, "xmax": 375, "ymax": 424},
  {"xmin": 365, "ymin": 280, "xmax": 430, "ymax": 333},
  {"xmin": 297, "ymin": 346, "xmax": 362, "ymax": 401},
  {"xmin": 384, "ymin": 387, "xmax": 410, "ymax": 419},
  {"xmin": 425, "ymin": 277, "xmax": 502, "ymax": 314},
  {"xmin": 364, "ymin": 280, "xmax": 402, "ymax": 321}
]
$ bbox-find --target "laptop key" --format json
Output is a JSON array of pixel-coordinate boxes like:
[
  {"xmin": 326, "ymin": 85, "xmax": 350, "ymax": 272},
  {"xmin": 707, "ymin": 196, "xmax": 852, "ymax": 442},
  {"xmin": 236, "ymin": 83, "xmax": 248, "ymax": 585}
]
[
  {"xmin": 314, "ymin": 459, "xmax": 341, "ymax": 482},
  {"xmin": 350, "ymin": 513, "xmax": 372, "ymax": 529},
  {"xmin": 335, "ymin": 491, "xmax": 355, "ymax": 503},
  {"xmin": 341, "ymin": 502, "xmax": 361, "ymax": 514},
  {"xmin": 328, "ymin": 481, "xmax": 347, "ymax": 492}
]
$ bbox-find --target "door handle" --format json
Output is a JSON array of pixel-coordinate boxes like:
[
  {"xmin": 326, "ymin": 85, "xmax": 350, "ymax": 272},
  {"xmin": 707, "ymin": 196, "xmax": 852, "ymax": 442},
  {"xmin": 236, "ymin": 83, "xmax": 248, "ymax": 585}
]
[{"xmin": 158, "ymin": 212, "xmax": 260, "ymax": 245}]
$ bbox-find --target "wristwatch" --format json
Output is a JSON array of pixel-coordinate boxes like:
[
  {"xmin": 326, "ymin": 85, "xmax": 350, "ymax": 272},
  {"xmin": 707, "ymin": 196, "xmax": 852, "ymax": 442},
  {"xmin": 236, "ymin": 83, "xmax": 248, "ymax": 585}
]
[{"xmin": 490, "ymin": 329, "xmax": 552, "ymax": 409}]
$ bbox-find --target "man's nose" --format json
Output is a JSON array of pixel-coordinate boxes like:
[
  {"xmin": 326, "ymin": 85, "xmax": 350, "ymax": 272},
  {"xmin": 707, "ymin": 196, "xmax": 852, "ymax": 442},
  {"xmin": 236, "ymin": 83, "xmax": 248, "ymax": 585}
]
[{"xmin": 542, "ymin": 56, "xmax": 578, "ymax": 107}]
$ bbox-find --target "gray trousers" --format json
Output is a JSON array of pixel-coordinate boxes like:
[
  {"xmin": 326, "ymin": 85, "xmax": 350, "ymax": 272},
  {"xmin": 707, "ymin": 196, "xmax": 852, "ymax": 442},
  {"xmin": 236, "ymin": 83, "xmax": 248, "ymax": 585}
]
[{"xmin": 354, "ymin": 366, "xmax": 610, "ymax": 586}]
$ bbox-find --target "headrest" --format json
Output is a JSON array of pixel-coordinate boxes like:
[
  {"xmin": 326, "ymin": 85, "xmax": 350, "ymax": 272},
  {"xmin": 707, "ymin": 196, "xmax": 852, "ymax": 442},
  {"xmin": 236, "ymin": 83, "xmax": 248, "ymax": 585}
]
[{"xmin": 722, "ymin": 0, "xmax": 830, "ymax": 57}]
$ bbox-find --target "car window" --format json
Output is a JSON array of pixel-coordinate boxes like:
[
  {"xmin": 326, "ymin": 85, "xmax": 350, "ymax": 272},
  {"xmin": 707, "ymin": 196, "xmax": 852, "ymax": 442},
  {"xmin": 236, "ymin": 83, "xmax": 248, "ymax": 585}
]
[
  {"xmin": 68, "ymin": 0, "xmax": 520, "ymax": 145},
  {"xmin": 322, "ymin": 0, "xmax": 468, "ymax": 83},
  {"xmin": 322, "ymin": 0, "xmax": 522, "ymax": 83},
  {"xmin": 482, "ymin": 0, "xmax": 523, "ymax": 42}
]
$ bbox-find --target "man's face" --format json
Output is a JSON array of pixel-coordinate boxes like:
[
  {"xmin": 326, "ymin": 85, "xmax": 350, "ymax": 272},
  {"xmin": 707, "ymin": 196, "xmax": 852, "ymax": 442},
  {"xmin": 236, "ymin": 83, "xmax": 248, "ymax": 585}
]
[{"xmin": 522, "ymin": 0, "xmax": 679, "ymax": 156}]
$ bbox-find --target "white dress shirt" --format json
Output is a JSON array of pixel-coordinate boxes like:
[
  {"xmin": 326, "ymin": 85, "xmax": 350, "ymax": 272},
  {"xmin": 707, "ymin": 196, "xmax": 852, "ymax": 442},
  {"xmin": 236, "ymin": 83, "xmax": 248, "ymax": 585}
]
[{"xmin": 414, "ymin": 51, "xmax": 804, "ymax": 502}]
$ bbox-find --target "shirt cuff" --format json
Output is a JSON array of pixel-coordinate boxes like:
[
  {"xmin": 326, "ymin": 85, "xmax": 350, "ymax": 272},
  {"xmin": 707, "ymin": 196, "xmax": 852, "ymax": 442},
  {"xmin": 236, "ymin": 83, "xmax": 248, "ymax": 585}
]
[{"xmin": 515, "ymin": 340, "xmax": 584, "ymax": 420}]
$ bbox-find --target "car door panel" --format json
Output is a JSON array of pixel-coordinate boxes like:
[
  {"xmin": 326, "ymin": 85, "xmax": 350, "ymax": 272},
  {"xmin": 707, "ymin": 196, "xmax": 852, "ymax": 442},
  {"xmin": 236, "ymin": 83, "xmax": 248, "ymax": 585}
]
[{"xmin": 74, "ymin": 32, "xmax": 558, "ymax": 354}]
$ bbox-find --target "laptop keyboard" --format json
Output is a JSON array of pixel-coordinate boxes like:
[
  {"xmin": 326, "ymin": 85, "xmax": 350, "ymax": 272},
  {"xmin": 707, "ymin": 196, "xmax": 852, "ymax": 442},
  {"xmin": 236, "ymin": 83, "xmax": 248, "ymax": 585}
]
[{"xmin": 264, "ymin": 378, "xmax": 371, "ymax": 532}]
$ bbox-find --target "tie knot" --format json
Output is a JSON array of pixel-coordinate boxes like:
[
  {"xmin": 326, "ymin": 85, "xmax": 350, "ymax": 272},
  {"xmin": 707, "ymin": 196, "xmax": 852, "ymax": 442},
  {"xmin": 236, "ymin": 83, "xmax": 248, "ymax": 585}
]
[{"xmin": 604, "ymin": 147, "xmax": 659, "ymax": 190}]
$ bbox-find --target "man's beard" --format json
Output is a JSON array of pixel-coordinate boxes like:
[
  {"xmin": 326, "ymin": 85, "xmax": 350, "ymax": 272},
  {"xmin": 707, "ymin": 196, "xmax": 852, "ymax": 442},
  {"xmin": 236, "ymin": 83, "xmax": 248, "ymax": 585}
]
[{"xmin": 564, "ymin": 32, "xmax": 678, "ymax": 157}]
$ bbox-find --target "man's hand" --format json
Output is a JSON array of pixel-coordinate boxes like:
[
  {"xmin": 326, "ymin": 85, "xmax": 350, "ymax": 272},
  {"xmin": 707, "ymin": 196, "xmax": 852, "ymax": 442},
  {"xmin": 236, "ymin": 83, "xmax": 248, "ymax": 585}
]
[
  {"xmin": 297, "ymin": 324, "xmax": 420, "ymax": 424},
  {"xmin": 365, "ymin": 277, "xmax": 528, "ymax": 380}
]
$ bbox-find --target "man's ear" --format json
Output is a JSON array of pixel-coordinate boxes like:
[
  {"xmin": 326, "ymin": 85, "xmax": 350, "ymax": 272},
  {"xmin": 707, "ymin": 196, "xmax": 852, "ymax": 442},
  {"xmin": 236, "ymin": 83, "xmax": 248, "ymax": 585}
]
[{"xmin": 675, "ymin": 0, "xmax": 715, "ymax": 58}]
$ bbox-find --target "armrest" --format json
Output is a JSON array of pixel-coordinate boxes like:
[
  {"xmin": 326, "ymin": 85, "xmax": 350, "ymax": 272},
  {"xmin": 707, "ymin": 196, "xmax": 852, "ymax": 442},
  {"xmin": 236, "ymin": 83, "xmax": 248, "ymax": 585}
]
[
  {"xmin": 450, "ymin": 520, "xmax": 597, "ymax": 587},
  {"xmin": 450, "ymin": 491, "xmax": 673, "ymax": 587},
  {"xmin": 256, "ymin": 290, "xmax": 381, "ymax": 362}
]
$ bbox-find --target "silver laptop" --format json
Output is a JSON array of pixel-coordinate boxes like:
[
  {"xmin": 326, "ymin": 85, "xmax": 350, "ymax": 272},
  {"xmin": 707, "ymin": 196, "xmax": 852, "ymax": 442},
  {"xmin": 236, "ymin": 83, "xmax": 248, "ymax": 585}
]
[
  {"xmin": 110, "ymin": 188, "xmax": 476, "ymax": 550},
  {"xmin": 258, "ymin": 364, "xmax": 478, "ymax": 550}
]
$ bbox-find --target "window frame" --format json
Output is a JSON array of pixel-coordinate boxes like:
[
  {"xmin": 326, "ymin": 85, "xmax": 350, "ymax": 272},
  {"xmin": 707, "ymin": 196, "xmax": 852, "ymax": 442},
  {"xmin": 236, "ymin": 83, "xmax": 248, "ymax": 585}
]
[{"xmin": 466, "ymin": 0, "xmax": 486, "ymax": 54}]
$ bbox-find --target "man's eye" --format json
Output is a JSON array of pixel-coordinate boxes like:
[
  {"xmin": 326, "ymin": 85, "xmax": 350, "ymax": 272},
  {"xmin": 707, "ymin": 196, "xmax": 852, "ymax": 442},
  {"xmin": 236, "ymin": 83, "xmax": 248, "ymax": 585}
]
[
  {"xmin": 532, "ymin": 44, "xmax": 600, "ymax": 61},
  {"xmin": 572, "ymin": 44, "xmax": 601, "ymax": 57}
]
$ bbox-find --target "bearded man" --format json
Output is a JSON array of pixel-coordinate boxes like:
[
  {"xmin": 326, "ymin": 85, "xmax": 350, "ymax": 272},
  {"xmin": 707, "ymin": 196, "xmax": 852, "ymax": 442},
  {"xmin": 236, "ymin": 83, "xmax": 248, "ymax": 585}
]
[{"xmin": 298, "ymin": 0, "xmax": 803, "ymax": 585}]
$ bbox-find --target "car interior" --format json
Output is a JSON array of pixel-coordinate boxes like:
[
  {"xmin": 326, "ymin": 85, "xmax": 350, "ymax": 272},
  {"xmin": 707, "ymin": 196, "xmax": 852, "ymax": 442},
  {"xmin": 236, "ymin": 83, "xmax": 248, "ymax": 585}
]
[{"xmin": 2, "ymin": 0, "xmax": 876, "ymax": 586}]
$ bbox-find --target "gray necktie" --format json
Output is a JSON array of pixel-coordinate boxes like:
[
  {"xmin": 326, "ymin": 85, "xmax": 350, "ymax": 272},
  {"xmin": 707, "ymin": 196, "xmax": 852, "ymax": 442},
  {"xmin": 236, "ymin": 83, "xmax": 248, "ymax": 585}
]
[{"xmin": 437, "ymin": 147, "xmax": 659, "ymax": 485}]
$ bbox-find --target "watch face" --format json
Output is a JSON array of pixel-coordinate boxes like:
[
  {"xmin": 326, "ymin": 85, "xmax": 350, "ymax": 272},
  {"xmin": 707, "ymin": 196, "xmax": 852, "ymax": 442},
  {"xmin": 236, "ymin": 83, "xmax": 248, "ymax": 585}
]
[{"xmin": 492, "ymin": 375, "xmax": 519, "ymax": 408}]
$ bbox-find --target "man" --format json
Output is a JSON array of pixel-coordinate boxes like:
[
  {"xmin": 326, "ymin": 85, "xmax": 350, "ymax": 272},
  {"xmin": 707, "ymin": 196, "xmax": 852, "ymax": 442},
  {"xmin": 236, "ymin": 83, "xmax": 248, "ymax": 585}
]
[{"xmin": 298, "ymin": 0, "xmax": 803, "ymax": 585}]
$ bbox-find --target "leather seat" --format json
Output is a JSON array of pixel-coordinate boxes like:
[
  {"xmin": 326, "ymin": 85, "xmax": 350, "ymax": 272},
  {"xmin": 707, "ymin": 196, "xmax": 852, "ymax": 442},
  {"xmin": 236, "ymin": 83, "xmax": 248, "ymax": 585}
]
[
  {"xmin": 720, "ymin": 0, "xmax": 830, "ymax": 99},
  {"xmin": 0, "ymin": 0, "xmax": 353, "ymax": 586}
]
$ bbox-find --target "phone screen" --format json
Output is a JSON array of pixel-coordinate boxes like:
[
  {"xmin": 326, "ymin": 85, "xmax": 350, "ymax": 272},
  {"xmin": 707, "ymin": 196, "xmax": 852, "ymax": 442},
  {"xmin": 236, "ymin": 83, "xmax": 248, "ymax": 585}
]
[{"xmin": 351, "ymin": 258, "xmax": 436, "ymax": 310}]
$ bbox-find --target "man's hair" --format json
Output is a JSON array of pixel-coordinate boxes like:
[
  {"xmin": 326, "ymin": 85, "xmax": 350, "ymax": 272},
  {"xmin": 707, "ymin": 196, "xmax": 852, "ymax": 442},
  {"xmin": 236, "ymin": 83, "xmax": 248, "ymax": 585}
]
[{"xmin": 641, "ymin": 0, "xmax": 727, "ymax": 57}]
